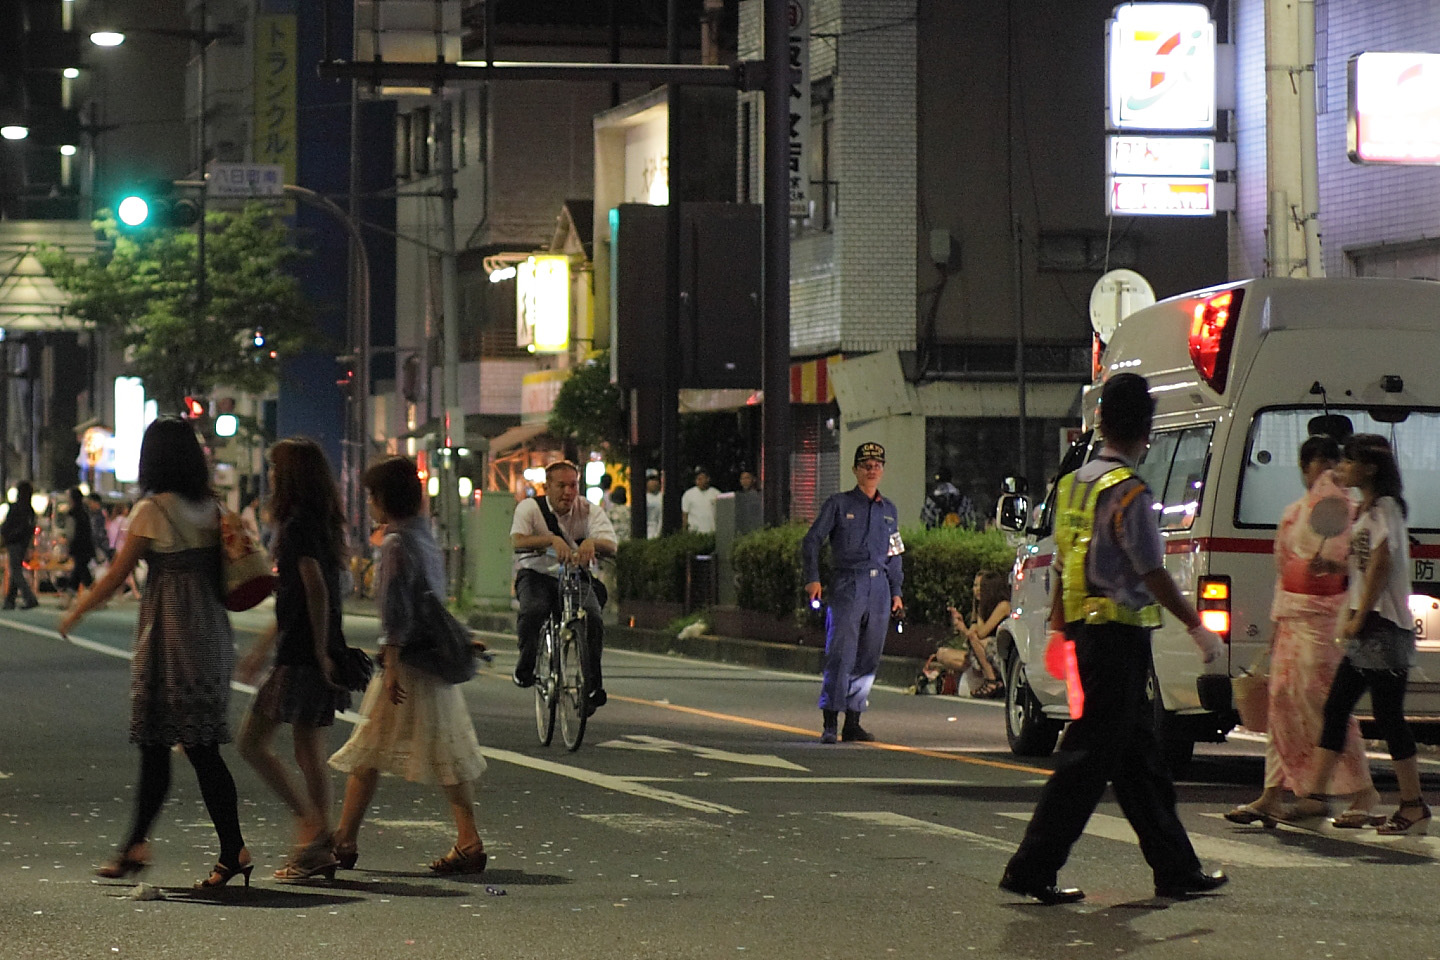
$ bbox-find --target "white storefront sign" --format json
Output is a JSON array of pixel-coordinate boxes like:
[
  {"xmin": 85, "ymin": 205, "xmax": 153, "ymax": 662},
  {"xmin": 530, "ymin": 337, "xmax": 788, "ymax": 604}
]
[
  {"xmin": 1348, "ymin": 52, "xmax": 1440, "ymax": 165},
  {"xmin": 1107, "ymin": 135, "xmax": 1215, "ymax": 177},
  {"xmin": 1108, "ymin": 175, "xmax": 1215, "ymax": 216},
  {"xmin": 516, "ymin": 256, "xmax": 571, "ymax": 354},
  {"xmin": 787, "ymin": 0, "xmax": 810, "ymax": 218},
  {"xmin": 1107, "ymin": 3, "xmax": 1216, "ymax": 131},
  {"xmin": 207, "ymin": 162, "xmax": 285, "ymax": 197}
]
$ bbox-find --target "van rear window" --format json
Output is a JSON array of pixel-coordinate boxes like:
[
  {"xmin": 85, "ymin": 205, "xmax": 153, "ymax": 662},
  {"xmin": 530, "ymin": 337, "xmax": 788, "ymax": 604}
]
[{"xmin": 1238, "ymin": 407, "xmax": 1440, "ymax": 529}]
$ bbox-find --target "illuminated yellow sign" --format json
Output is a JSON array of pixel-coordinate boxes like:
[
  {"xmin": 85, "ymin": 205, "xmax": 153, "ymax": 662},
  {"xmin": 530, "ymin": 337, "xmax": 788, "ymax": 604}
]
[{"xmin": 516, "ymin": 255, "xmax": 570, "ymax": 354}]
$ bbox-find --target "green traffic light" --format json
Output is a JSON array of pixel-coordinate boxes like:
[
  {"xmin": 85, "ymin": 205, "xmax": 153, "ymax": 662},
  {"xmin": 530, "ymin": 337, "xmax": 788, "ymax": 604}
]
[{"xmin": 117, "ymin": 195, "xmax": 150, "ymax": 227}]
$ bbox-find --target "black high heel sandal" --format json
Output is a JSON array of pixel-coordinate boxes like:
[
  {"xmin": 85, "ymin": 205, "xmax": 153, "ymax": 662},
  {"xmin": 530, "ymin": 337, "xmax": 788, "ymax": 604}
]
[
  {"xmin": 195, "ymin": 853, "xmax": 254, "ymax": 889},
  {"xmin": 333, "ymin": 843, "xmax": 359, "ymax": 870}
]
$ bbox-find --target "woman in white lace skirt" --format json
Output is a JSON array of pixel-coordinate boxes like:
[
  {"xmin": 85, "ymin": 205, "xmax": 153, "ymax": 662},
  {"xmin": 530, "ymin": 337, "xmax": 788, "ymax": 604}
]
[{"xmin": 328, "ymin": 456, "xmax": 488, "ymax": 874}]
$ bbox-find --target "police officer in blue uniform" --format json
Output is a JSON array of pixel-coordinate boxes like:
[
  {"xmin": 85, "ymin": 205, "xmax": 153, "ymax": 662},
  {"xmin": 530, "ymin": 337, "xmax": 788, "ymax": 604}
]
[
  {"xmin": 803, "ymin": 442, "xmax": 905, "ymax": 744},
  {"xmin": 999, "ymin": 373, "xmax": 1229, "ymax": 905}
]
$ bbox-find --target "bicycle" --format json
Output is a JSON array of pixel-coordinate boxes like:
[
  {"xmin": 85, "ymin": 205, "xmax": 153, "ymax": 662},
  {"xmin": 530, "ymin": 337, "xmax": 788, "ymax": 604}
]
[{"xmin": 533, "ymin": 561, "xmax": 596, "ymax": 751}]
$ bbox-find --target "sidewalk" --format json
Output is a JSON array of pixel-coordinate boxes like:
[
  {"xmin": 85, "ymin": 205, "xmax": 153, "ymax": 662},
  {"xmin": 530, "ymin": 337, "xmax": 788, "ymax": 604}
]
[{"xmin": 341, "ymin": 594, "xmax": 926, "ymax": 688}]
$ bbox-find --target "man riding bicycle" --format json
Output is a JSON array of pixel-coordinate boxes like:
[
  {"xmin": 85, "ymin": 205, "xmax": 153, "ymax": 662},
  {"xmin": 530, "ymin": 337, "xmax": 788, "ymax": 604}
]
[{"xmin": 510, "ymin": 459, "xmax": 617, "ymax": 713}]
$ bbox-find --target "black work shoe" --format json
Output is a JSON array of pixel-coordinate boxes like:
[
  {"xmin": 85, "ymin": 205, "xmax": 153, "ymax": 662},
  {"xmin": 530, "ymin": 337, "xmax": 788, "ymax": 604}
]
[
  {"xmin": 840, "ymin": 724, "xmax": 875, "ymax": 743},
  {"xmin": 999, "ymin": 872, "xmax": 1085, "ymax": 905},
  {"xmin": 511, "ymin": 670, "xmax": 536, "ymax": 689},
  {"xmin": 20, "ymin": 601, "xmax": 37, "ymax": 610},
  {"xmin": 582, "ymin": 688, "xmax": 607, "ymax": 717},
  {"xmin": 2, "ymin": 603, "xmax": 13, "ymax": 610},
  {"xmin": 1154, "ymin": 870, "xmax": 1228, "ymax": 899}
]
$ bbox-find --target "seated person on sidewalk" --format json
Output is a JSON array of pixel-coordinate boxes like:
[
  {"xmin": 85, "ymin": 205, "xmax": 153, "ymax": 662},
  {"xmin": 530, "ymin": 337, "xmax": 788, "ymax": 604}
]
[
  {"xmin": 931, "ymin": 570, "xmax": 1011, "ymax": 698},
  {"xmin": 509, "ymin": 459, "xmax": 617, "ymax": 713}
]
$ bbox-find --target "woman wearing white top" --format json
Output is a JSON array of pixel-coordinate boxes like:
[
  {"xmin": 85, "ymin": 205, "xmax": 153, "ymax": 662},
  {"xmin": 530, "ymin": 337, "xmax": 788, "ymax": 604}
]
[{"xmin": 1289, "ymin": 433, "xmax": 1428, "ymax": 835}]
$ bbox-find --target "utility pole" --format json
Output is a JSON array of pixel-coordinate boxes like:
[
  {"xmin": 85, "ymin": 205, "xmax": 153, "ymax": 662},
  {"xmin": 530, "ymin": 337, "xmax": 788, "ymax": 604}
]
[
  {"xmin": 438, "ymin": 93, "xmax": 464, "ymax": 594},
  {"xmin": 1265, "ymin": 0, "xmax": 1324, "ymax": 277},
  {"xmin": 761, "ymin": 0, "xmax": 792, "ymax": 525}
]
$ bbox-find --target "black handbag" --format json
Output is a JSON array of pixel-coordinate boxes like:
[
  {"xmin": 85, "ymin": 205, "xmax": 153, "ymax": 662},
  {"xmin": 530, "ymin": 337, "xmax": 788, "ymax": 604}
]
[
  {"xmin": 398, "ymin": 587, "xmax": 478, "ymax": 684},
  {"xmin": 333, "ymin": 644, "xmax": 374, "ymax": 692}
]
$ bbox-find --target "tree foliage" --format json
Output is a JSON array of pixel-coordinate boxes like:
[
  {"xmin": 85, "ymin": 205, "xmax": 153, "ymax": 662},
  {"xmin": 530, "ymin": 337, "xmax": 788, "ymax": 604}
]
[
  {"xmin": 548, "ymin": 351, "xmax": 626, "ymax": 452},
  {"xmin": 39, "ymin": 203, "xmax": 317, "ymax": 411}
]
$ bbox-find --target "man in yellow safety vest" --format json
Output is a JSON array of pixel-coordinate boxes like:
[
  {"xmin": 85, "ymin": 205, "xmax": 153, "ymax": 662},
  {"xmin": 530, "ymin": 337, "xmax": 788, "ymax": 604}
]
[{"xmin": 999, "ymin": 372, "xmax": 1229, "ymax": 905}]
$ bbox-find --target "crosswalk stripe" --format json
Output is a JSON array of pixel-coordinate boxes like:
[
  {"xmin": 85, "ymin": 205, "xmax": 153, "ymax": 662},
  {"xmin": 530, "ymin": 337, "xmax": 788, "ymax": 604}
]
[
  {"xmin": 826, "ymin": 811, "xmax": 1019, "ymax": 854},
  {"xmin": 1199, "ymin": 813, "xmax": 1440, "ymax": 861},
  {"xmin": 998, "ymin": 811, "xmax": 1339, "ymax": 868}
]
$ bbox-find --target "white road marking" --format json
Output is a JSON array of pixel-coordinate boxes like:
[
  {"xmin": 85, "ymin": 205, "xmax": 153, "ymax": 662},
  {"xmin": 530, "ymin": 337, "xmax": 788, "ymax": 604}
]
[
  {"xmin": 598, "ymin": 734, "xmax": 809, "ymax": 771},
  {"xmin": 578, "ymin": 813, "xmax": 730, "ymax": 836},
  {"xmin": 729, "ymin": 777, "xmax": 973, "ymax": 785},
  {"xmin": 1201, "ymin": 812, "xmax": 1440, "ymax": 861},
  {"xmin": 998, "ymin": 811, "xmax": 1340, "ymax": 868},
  {"xmin": 826, "ymin": 811, "xmax": 1019, "ymax": 854},
  {"xmin": 478, "ymin": 746, "xmax": 744, "ymax": 816}
]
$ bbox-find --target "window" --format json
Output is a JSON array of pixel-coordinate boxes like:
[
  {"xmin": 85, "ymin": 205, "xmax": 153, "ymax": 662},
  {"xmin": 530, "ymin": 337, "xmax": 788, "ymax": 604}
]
[
  {"xmin": 412, "ymin": 106, "xmax": 431, "ymax": 176},
  {"xmin": 395, "ymin": 113, "xmax": 412, "ymax": 179},
  {"xmin": 1137, "ymin": 424, "xmax": 1215, "ymax": 532},
  {"xmin": 1238, "ymin": 407, "xmax": 1440, "ymax": 530}
]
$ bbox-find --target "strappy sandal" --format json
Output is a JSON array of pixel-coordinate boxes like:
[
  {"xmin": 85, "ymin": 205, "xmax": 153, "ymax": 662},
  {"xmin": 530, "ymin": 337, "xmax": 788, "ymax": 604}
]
[
  {"xmin": 1377, "ymin": 799, "xmax": 1432, "ymax": 836},
  {"xmin": 195, "ymin": 850, "xmax": 254, "ymax": 889},
  {"xmin": 429, "ymin": 843, "xmax": 488, "ymax": 875},
  {"xmin": 974, "ymin": 678, "xmax": 1004, "ymax": 699},
  {"xmin": 333, "ymin": 842, "xmax": 359, "ymax": 870},
  {"xmin": 95, "ymin": 846, "xmax": 150, "ymax": 880},
  {"xmin": 274, "ymin": 836, "xmax": 339, "ymax": 882},
  {"xmin": 1332, "ymin": 809, "xmax": 1387, "ymax": 829}
]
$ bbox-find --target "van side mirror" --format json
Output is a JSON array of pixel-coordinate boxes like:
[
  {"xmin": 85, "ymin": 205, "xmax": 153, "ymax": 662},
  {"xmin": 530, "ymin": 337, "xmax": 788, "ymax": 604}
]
[{"xmin": 997, "ymin": 493, "xmax": 1029, "ymax": 533}]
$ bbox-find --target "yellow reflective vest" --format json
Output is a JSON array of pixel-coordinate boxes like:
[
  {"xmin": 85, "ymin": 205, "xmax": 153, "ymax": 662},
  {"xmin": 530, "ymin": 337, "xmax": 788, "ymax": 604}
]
[{"xmin": 1055, "ymin": 465, "xmax": 1163, "ymax": 628}]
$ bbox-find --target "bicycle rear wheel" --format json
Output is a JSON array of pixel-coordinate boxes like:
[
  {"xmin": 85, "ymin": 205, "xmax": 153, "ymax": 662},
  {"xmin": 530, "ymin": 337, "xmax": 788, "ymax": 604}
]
[
  {"xmin": 557, "ymin": 619, "xmax": 588, "ymax": 752},
  {"xmin": 534, "ymin": 621, "xmax": 557, "ymax": 746}
]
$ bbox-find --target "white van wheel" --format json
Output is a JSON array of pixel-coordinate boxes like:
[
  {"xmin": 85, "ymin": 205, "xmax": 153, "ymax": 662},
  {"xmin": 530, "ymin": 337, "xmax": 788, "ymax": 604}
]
[{"xmin": 1005, "ymin": 649, "xmax": 1060, "ymax": 757}]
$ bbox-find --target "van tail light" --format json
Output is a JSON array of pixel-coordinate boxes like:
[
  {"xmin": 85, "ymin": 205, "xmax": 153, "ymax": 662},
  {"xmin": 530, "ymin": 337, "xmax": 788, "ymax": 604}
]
[
  {"xmin": 1188, "ymin": 290, "xmax": 1244, "ymax": 393},
  {"xmin": 1197, "ymin": 575, "xmax": 1231, "ymax": 641},
  {"xmin": 1092, "ymin": 333, "xmax": 1105, "ymax": 380}
]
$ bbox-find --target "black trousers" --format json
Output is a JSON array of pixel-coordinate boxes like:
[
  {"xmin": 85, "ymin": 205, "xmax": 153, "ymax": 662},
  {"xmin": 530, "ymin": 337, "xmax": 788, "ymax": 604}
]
[
  {"xmin": 4, "ymin": 542, "xmax": 35, "ymax": 606},
  {"xmin": 1320, "ymin": 658, "xmax": 1416, "ymax": 761},
  {"xmin": 1003, "ymin": 622, "xmax": 1201, "ymax": 888},
  {"xmin": 514, "ymin": 569, "xmax": 605, "ymax": 690}
]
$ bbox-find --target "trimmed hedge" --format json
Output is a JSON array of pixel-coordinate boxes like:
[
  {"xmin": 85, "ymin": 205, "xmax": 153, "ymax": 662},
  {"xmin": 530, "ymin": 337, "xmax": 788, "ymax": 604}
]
[
  {"xmin": 615, "ymin": 531, "xmax": 717, "ymax": 604},
  {"xmin": 732, "ymin": 523, "xmax": 1017, "ymax": 627}
]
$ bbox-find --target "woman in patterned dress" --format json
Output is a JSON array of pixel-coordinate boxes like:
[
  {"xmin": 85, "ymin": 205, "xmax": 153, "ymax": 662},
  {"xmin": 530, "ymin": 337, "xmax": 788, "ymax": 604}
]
[
  {"xmin": 236, "ymin": 438, "xmax": 350, "ymax": 881},
  {"xmin": 1224, "ymin": 435, "xmax": 1379, "ymax": 828},
  {"xmin": 60, "ymin": 418, "xmax": 251, "ymax": 888},
  {"xmin": 328, "ymin": 456, "xmax": 489, "ymax": 874}
]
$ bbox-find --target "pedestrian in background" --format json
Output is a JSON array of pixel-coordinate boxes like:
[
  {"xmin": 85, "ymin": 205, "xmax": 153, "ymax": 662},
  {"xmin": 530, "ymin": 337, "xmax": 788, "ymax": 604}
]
[
  {"xmin": 1, "ymin": 480, "xmax": 38, "ymax": 610},
  {"xmin": 1287, "ymin": 433, "xmax": 1429, "ymax": 835},
  {"xmin": 1000, "ymin": 373, "xmax": 1227, "ymax": 904},
  {"xmin": 63, "ymin": 486, "xmax": 96, "ymax": 599},
  {"xmin": 87, "ymin": 493, "xmax": 112, "ymax": 562},
  {"xmin": 329, "ymin": 456, "xmax": 489, "ymax": 874},
  {"xmin": 60, "ymin": 417, "xmax": 250, "ymax": 889},
  {"xmin": 645, "ymin": 469, "xmax": 663, "ymax": 539},
  {"xmin": 682, "ymin": 468, "xmax": 719, "ymax": 534},
  {"xmin": 921, "ymin": 468, "xmax": 970, "ymax": 529},
  {"xmin": 802, "ymin": 442, "xmax": 905, "ymax": 744},
  {"xmin": 608, "ymin": 486, "xmax": 632, "ymax": 543},
  {"xmin": 1225, "ymin": 435, "xmax": 1378, "ymax": 828},
  {"xmin": 236, "ymin": 438, "xmax": 350, "ymax": 881},
  {"xmin": 930, "ymin": 570, "xmax": 1009, "ymax": 698}
]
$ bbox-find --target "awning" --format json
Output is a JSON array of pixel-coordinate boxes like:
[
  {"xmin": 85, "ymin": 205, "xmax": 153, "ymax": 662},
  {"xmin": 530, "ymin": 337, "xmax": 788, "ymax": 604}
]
[{"xmin": 0, "ymin": 220, "xmax": 106, "ymax": 333}]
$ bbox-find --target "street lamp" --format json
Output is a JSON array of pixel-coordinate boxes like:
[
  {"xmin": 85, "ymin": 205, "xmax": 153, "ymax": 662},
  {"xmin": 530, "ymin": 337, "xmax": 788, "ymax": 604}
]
[{"xmin": 0, "ymin": 126, "xmax": 27, "ymax": 141}]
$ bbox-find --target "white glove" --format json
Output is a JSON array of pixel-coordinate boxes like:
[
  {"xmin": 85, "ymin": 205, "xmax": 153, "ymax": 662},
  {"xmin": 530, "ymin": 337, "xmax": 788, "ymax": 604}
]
[{"xmin": 1187, "ymin": 623, "xmax": 1224, "ymax": 664}]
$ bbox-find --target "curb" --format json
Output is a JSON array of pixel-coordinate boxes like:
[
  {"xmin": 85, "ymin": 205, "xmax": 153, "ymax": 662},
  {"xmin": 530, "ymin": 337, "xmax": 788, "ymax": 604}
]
[{"xmin": 463, "ymin": 610, "xmax": 925, "ymax": 689}]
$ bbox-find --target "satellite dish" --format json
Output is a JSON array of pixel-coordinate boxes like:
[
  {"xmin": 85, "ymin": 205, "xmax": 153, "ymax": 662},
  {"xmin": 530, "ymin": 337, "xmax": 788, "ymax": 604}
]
[{"xmin": 1089, "ymin": 269, "xmax": 1155, "ymax": 343}]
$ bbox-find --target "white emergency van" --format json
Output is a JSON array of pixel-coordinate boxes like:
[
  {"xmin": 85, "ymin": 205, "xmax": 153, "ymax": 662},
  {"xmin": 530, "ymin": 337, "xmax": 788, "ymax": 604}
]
[{"xmin": 998, "ymin": 277, "xmax": 1440, "ymax": 771}]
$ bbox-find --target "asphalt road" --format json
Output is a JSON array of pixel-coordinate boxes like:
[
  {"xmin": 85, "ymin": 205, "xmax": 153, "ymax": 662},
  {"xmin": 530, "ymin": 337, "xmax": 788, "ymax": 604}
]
[{"xmin": 4, "ymin": 597, "xmax": 1440, "ymax": 960}]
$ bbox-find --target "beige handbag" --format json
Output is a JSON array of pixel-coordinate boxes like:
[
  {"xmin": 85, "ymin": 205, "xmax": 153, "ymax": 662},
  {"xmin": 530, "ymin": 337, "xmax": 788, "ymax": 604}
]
[
  {"xmin": 218, "ymin": 507, "xmax": 275, "ymax": 611},
  {"xmin": 1232, "ymin": 650, "xmax": 1270, "ymax": 733}
]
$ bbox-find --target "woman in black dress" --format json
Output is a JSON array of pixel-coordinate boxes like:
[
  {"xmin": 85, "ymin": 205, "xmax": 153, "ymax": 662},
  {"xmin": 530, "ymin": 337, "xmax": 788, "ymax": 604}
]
[{"xmin": 236, "ymin": 438, "xmax": 351, "ymax": 880}]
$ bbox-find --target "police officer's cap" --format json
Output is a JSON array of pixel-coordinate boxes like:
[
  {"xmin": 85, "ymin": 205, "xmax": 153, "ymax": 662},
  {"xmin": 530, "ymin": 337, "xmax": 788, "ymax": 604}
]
[{"xmin": 853, "ymin": 442, "xmax": 886, "ymax": 466}]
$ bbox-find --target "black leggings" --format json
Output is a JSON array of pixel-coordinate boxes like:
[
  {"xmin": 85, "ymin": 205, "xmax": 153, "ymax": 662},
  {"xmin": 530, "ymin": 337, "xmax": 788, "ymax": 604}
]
[
  {"xmin": 1319, "ymin": 659, "xmax": 1416, "ymax": 762},
  {"xmin": 125, "ymin": 742, "xmax": 245, "ymax": 864}
]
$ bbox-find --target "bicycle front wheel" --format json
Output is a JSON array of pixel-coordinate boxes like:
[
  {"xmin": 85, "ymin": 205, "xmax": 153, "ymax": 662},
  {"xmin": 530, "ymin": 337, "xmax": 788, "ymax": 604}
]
[
  {"xmin": 534, "ymin": 621, "xmax": 558, "ymax": 747},
  {"xmin": 557, "ymin": 619, "xmax": 588, "ymax": 752}
]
